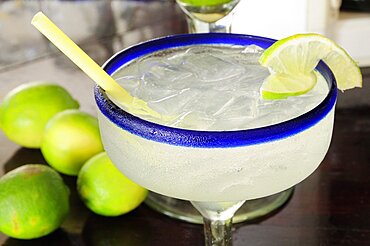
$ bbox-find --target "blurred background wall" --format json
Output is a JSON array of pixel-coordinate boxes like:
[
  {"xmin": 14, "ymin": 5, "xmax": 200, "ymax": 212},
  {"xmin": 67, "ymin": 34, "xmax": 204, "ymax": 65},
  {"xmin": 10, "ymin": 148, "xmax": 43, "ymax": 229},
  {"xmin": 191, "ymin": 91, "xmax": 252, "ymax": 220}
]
[{"xmin": 233, "ymin": 0, "xmax": 370, "ymax": 67}]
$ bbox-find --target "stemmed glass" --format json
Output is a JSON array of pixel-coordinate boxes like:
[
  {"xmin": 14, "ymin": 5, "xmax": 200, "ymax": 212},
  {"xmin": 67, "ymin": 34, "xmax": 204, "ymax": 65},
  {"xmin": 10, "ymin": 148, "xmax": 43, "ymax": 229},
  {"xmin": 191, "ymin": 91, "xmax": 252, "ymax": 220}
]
[
  {"xmin": 147, "ymin": 0, "xmax": 294, "ymax": 225},
  {"xmin": 95, "ymin": 33, "xmax": 337, "ymax": 245},
  {"xmin": 176, "ymin": 0, "xmax": 240, "ymax": 33}
]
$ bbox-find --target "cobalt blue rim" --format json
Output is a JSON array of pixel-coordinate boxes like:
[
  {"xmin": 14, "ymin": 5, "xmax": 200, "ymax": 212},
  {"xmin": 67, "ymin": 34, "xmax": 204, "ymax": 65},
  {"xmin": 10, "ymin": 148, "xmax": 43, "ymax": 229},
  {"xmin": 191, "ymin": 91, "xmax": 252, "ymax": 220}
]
[{"xmin": 95, "ymin": 33, "xmax": 337, "ymax": 148}]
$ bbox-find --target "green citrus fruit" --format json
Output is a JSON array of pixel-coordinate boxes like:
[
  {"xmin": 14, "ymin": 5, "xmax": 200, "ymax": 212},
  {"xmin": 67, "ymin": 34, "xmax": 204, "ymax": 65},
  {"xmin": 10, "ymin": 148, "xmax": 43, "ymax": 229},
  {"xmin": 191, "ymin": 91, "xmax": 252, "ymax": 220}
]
[
  {"xmin": 0, "ymin": 164, "xmax": 70, "ymax": 239},
  {"xmin": 0, "ymin": 81, "xmax": 79, "ymax": 148},
  {"xmin": 259, "ymin": 33, "xmax": 362, "ymax": 99},
  {"xmin": 41, "ymin": 109, "xmax": 104, "ymax": 176},
  {"xmin": 77, "ymin": 152, "xmax": 148, "ymax": 216}
]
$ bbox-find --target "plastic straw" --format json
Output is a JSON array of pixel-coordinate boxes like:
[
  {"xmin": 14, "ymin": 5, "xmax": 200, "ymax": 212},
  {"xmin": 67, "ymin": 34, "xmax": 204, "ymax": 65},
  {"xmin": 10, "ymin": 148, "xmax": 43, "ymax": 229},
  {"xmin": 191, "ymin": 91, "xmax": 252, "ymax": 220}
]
[{"xmin": 31, "ymin": 12, "xmax": 160, "ymax": 118}]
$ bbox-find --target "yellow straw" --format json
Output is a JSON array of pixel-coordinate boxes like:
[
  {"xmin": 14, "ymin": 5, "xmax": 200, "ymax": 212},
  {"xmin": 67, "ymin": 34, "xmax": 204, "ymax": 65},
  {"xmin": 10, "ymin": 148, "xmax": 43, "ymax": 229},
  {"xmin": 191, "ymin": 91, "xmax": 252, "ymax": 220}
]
[{"xmin": 31, "ymin": 12, "xmax": 160, "ymax": 118}]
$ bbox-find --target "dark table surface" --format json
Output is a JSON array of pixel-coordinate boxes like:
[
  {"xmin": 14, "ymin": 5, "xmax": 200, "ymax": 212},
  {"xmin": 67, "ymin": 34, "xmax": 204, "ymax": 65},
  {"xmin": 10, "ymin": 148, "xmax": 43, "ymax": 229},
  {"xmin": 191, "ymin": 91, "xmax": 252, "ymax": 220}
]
[{"xmin": 1, "ymin": 1, "xmax": 370, "ymax": 245}]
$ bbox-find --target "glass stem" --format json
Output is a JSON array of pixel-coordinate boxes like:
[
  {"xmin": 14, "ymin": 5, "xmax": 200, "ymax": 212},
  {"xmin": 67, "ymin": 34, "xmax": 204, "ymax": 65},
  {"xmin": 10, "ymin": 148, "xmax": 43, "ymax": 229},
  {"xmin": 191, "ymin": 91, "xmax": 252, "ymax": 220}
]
[
  {"xmin": 203, "ymin": 217, "xmax": 233, "ymax": 245},
  {"xmin": 191, "ymin": 201, "xmax": 245, "ymax": 246}
]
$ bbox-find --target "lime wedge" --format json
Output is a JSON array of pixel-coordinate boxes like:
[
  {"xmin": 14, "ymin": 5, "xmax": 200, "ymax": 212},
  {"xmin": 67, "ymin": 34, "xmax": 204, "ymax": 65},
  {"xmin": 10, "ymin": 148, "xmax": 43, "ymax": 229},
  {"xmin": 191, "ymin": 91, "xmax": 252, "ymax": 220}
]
[
  {"xmin": 261, "ymin": 72, "xmax": 317, "ymax": 100},
  {"xmin": 259, "ymin": 33, "xmax": 362, "ymax": 100}
]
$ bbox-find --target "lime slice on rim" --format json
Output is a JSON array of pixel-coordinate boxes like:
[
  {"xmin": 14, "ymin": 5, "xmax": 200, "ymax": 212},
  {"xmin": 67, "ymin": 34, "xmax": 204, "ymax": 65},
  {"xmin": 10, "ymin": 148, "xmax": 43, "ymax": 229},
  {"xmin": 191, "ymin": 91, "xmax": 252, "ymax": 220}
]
[{"xmin": 259, "ymin": 33, "xmax": 362, "ymax": 100}]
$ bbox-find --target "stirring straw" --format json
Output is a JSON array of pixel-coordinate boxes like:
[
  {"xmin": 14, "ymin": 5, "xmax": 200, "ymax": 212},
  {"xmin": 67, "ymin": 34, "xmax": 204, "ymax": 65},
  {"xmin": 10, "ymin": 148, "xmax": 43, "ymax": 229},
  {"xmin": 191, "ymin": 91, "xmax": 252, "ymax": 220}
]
[{"xmin": 31, "ymin": 12, "xmax": 160, "ymax": 118}]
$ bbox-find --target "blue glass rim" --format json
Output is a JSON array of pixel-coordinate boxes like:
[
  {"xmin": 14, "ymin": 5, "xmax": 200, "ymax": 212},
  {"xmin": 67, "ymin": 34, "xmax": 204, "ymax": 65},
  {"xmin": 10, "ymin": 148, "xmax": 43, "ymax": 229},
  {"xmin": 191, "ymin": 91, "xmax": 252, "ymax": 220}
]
[{"xmin": 95, "ymin": 33, "xmax": 337, "ymax": 148}]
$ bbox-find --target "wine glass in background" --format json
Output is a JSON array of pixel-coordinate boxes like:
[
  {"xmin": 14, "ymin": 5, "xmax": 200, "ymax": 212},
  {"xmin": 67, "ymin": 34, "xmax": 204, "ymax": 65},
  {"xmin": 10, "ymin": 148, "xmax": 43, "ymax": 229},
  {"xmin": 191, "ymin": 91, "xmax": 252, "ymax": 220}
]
[{"xmin": 176, "ymin": 0, "xmax": 240, "ymax": 33}]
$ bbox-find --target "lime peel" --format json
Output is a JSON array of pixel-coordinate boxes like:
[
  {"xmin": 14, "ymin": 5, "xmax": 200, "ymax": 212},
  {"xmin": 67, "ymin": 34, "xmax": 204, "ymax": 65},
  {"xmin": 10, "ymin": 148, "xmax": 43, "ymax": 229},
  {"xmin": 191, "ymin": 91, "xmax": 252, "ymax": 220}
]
[
  {"xmin": 261, "ymin": 72, "xmax": 317, "ymax": 100},
  {"xmin": 0, "ymin": 164, "xmax": 69, "ymax": 239},
  {"xmin": 77, "ymin": 152, "xmax": 148, "ymax": 217},
  {"xmin": 259, "ymin": 33, "xmax": 362, "ymax": 100},
  {"xmin": 0, "ymin": 82, "xmax": 79, "ymax": 148}
]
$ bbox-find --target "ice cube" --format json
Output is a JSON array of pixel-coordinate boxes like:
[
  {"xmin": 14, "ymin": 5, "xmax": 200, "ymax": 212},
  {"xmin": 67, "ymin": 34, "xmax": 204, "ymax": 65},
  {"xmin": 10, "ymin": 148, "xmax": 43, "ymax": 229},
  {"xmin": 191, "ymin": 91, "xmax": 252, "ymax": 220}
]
[
  {"xmin": 182, "ymin": 50, "xmax": 245, "ymax": 83},
  {"xmin": 148, "ymin": 88, "xmax": 201, "ymax": 116},
  {"xmin": 241, "ymin": 45, "xmax": 264, "ymax": 55},
  {"xmin": 115, "ymin": 75, "xmax": 141, "ymax": 95},
  {"xmin": 173, "ymin": 110, "xmax": 215, "ymax": 130},
  {"xmin": 190, "ymin": 89, "xmax": 235, "ymax": 116}
]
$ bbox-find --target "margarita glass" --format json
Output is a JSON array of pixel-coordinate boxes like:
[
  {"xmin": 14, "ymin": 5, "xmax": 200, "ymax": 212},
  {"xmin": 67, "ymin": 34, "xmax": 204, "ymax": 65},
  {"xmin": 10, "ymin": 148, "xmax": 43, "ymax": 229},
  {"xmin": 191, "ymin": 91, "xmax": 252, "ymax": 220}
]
[
  {"xmin": 176, "ymin": 0, "xmax": 240, "ymax": 33},
  {"xmin": 158, "ymin": 0, "xmax": 291, "ymax": 225},
  {"xmin": 95, "ymin": 33, "xmax": 337, "ymax": 245}
]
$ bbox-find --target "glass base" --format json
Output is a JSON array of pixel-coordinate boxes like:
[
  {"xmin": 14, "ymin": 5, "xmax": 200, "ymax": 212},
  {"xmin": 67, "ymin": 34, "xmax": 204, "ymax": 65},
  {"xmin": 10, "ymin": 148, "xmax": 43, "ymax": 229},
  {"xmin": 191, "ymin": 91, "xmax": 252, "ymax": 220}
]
[{"xmin": 145, "ymin": 188, "xmax": 294, "ymax": 224}]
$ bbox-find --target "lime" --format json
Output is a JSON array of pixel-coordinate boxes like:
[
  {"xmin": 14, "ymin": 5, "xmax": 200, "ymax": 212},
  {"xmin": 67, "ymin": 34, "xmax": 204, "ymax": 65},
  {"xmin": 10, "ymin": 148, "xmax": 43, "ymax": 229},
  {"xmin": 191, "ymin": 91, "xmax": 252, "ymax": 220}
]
[
  {"xmin": 77, "ymin": 152, "xmax": 148, "ymax": 217},
  {"xmin": 179, "ymin": 0, "xmax": 232, "ymax": 6},
  {"xmin": 41, "ymin": 109, "xmax": 104, "ymax": 176},
  {"xmin": 259, "ymin": 33, "xmax": 362, "ymax": 99},
  {"xmin": 0, "ymin": 82, "xmax": 79, "ymax": 148},
  {"xmin": 0, "ymin": 164, "xmax": 69, "ymax": 239}
]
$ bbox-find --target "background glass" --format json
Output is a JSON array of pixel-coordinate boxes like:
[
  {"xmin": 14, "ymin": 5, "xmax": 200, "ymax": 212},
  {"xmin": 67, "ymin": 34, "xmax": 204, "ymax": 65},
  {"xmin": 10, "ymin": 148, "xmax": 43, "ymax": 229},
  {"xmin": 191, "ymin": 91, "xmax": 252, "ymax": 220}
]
[{"xmin": 176, "ymin": 0, "xmax": 240, "ymax": 33}]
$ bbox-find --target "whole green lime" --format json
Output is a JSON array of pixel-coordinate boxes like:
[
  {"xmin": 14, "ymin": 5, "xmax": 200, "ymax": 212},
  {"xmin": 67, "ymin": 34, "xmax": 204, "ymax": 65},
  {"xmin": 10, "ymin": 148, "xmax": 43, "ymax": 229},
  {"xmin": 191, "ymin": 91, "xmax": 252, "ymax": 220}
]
[
  {"xmin": 0, "ymin": 82, "xmax": 79, "ymax": 148},
  {"xmin": 0, "ymin": 164, "xmax": 70, "ymax": 239},
  {"xmin": 77, "ymin": 152, "xmax": 148, "ymax": 216},
  {"xmin": 41, "ymin": 109, "xmax": 104, "ymax": 176}
]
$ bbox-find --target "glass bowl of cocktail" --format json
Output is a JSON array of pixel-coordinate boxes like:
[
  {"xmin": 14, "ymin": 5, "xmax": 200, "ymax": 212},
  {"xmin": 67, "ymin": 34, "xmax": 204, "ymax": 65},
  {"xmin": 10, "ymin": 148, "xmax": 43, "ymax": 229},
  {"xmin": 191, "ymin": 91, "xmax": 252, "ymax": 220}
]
[
  {"xmin": 94, "ymin": 34, "xmax": 360, "ymax": 245},
  {"xmin": 177, "ymin": 0, "xmax": 240, "ymax": 33},
  {"xmin": 32, "ymin": 12, "xmax": 362, "ymax": 246}
]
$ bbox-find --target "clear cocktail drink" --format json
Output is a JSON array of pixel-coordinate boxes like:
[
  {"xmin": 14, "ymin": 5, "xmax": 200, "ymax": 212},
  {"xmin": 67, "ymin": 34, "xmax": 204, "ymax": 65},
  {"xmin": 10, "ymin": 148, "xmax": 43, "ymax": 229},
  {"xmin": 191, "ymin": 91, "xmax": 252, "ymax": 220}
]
[
  {"xmin": 95, "ymin": 34, "xmax": 337, "ymax": 245},
  {"xmin": 176, "ymin": 0, "xmax": 240, "ymax": 33}
]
